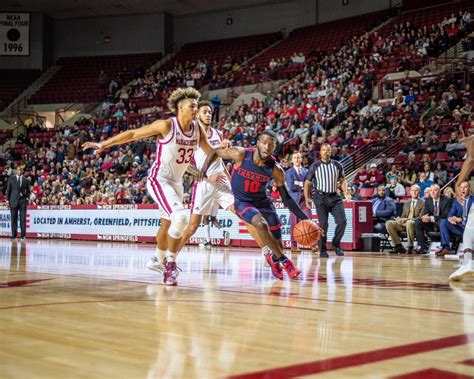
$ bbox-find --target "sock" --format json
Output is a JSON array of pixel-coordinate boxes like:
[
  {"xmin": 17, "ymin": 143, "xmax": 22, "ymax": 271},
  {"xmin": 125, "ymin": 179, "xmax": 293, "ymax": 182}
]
[
  {"xmin": 261, "ymin": 246, "xmax": 272, "ymax": 255},
  {"xmin": 165, "ymin": 251, "xmax": 176, "ymax": 263},
  {"xmin": 205, "ymin": 223, "xmax": 211, "ymax": 243},
  {"xmin": 155, "ymin": 248, "xmax": 166, "ymax": 262}
]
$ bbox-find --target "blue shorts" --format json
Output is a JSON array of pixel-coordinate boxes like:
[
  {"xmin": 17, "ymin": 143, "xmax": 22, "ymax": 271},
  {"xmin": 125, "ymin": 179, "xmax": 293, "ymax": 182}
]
[{"xmin": 234, "ymin": 201, "xmax": 282, "ymax": 240}]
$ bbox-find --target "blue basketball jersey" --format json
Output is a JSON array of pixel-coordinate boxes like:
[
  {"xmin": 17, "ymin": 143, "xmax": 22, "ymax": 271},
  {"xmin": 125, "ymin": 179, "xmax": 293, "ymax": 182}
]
[{"xmin": 231, "ymin": 149, "xmax": 276, "ymax": 205}]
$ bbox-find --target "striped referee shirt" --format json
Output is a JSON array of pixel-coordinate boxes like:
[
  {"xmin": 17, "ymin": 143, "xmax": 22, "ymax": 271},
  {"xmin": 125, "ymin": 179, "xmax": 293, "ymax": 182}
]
[{"xmin": 305, "ymin": 159, "xmax": 344, "ymax": 193}]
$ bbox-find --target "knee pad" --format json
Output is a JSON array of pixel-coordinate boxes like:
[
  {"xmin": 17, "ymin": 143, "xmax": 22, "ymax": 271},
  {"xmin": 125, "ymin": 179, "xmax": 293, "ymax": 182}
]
[{"xmin": 168, "ymin": 209, "xmax": 189, "ymax": 239}]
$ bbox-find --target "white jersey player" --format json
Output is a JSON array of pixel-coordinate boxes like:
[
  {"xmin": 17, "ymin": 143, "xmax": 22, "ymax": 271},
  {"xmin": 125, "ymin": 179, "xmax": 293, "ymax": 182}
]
[
  {"xmin": 177, "ymin": 101, "xmax": 234, "ymax": 251},
  {"xmin": 82, "ymin": 87, "xmax": 213, "ymax": 286}
]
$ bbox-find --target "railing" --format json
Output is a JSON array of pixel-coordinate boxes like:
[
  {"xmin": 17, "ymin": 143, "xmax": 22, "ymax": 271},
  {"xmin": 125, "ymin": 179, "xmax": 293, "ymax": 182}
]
[
  {"xmin": 345, "ymin": 138, "xmax": 405, "ymax": 184},
  {"xmin": 378, "ymin": 68, "xmax": 472, "ymax": 100}
]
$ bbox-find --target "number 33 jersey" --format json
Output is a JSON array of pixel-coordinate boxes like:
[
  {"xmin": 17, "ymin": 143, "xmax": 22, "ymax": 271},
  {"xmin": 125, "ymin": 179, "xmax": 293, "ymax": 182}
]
[
  {"xmin": 231, "ymin": 148, "xmax": 276, "ymax": 206},
  {"xmin": 149, "ymin": 116, "xmax": 200, "ymax": 183}
]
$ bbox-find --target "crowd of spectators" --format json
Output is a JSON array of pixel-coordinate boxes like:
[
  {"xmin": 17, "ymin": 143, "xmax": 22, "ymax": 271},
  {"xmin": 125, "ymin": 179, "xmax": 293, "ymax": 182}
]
[{"xmin": 0, "ymin": 8, "xmax": 472, "ymax": 210}]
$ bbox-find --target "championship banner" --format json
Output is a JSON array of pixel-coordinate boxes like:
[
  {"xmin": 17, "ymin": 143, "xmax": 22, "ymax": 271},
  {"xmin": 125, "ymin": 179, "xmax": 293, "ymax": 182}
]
[
  {"xmin": 0, "ymin": 203, "xmax": 373, "ymax": 250},
  {"xmin": 0, "ymin": 13, "xmax": 30, "ymax": 56}
]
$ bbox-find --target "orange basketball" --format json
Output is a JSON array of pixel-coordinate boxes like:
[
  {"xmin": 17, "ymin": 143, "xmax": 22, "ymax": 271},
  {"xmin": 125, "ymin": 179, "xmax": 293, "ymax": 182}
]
[{"xmin": 293, "ymin": 220, "xmax": 321, "ymax": 247}]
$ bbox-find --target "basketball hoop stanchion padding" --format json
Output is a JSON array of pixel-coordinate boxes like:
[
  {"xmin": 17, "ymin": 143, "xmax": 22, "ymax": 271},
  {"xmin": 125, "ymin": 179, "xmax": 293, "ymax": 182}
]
[{"xmin": 0, "ymin": 202, "xmax": 373, "ymax": 251}]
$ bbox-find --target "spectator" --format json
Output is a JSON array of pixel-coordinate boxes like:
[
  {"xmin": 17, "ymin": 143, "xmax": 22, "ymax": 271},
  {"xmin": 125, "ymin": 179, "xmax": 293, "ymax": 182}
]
[
  {"xmin": 416, "ymin": 172, "xmax": 433, "ymax": 195},
  {"xmin": 385, "ymin": 184, "xmax": 424, "ymax": 254},
  {"xmin": 438, "ymin": 181, "xmax": 473, "ymax": 255},
  {"xmin": 385, "ymin": 178, "xmax": 406, "ymax": 200},
  {"xmin": 364, "ymin": 163, "xmax": 384, "ymax": 188},
  {"xmin": 434, "ymin": 162, "xmax": 448, "ymax": 187},
  {"xmin": 415, "ymin": 184, "xmax": 453, "ymax": 254},
  {"xmin": 372, "ymin": 185, "xmax": 396, "ymax": 233},
  {"xmin": 400, "ymin": 167, "xmax": 417, "ymax": 187}
]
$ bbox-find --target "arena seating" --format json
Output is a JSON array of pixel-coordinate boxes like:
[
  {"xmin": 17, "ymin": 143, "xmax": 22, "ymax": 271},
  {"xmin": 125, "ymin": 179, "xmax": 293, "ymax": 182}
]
[
  {"xmin": 252, "ymin": 10, "xmax": 390, "ymax": 70},
  {"xmin": 0, "ymin": 69, "xmax": 41, "ymax": 111},
  {"xmin": 29, "ymin": 52, "xmax": 162, "ymax": 104},
  {"xmin": 161, "ymin": 32, "xmax": 282, "ymax": 74}
]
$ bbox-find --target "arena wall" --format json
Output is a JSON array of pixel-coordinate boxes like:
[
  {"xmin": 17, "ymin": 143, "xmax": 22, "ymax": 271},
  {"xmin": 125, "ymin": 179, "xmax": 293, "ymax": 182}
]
[{"xmin": 53, "ymin": 13, "xmax": 166, "ymax": 60}]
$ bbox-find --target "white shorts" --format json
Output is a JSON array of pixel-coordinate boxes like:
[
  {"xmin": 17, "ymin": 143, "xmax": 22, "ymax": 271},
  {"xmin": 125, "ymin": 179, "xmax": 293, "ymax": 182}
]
[
  {"xmin": 462, "ymin": 206, "xmax": 474, "ymax": 250},
  {"xmin": 146, "ymin": 176, "xmax": 185, "ymax": 220},
  {"xmin": 190, "ymin": 179, "xmax": 234, "ymax": 216}
]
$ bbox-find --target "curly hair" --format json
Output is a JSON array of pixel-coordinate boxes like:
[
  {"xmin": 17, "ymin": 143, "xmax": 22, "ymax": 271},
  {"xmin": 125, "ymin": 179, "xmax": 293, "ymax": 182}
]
[
  {"xmin": 167, "ymin": 87, "xmax": 201, "ymax": 113},
  {"xmin": 198, "ymin": 100, "xmax": 214, "ymax": 111}
]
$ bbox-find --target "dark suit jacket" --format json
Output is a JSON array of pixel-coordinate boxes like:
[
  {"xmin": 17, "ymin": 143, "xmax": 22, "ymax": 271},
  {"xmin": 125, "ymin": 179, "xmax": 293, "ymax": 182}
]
[
  {"xmin": 6, "ymin": 175, "xmax": 30, "ymax": 208},
  {"xmin": 420, "ymin": 195, "xmax": 452, "ymax": 223},
  {"xmin": 285, "ymin": 166, "xmax": 308, "ymax": 204},
  {"xmin": 400, "ymin": 198, "xmax": 425, "ymax": 219}
]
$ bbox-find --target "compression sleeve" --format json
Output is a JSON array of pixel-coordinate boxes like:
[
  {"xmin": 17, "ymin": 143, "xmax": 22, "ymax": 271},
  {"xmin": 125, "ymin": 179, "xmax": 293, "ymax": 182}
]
[{"xmin": 278, "ymin": 185, "xmax": 309, "ymax": 220}]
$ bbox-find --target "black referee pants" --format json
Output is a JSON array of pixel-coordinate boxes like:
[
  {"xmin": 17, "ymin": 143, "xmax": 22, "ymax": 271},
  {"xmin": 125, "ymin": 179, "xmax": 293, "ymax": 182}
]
[{"xmin": 314, "ymin": 192, "xmax": 347, "ymax": 252}]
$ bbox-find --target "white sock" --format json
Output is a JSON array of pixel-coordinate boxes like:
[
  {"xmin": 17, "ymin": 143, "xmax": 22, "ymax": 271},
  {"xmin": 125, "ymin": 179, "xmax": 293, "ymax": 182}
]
[
  {"xmin": 464, "ymin": 252, "xmax": 472, "ymax": 266},
  {"xmin": 165, "ymin": 251, "xmax": 176, "ymax": 263},
  {"xmin": 262, "ymin": 246, "xmax": 272, "ymax": 255},
  {"xmin": 155, "ymin": 248, "xmax": 166, "ymax": 262},
  {"xmin": 205, "ymin": 223, "xmax": 211, "ymax": 243}
]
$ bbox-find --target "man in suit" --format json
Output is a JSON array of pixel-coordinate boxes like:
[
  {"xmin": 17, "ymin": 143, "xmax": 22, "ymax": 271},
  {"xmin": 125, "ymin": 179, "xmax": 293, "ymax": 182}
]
[
  {"xmin": 285, "ymin": 152, "xmax": 314, "ymax": 253},
  {"xmin": 6, "ymin": 167, "xmax": 30, "ymax": 241},
  {"xmin": 415, "ymin": 183, "xmax": 452, "ymax": 254},
  {"xmin": 372, "ymin": 185, "xmax": 396, "ymax": 233},
  {"xmin": 386, "ymin": 184, "xmax": 425, "ymax": 254},
  {"xmin": 438, "ymin": 181, "xmax": 474, "ymax": 255}
]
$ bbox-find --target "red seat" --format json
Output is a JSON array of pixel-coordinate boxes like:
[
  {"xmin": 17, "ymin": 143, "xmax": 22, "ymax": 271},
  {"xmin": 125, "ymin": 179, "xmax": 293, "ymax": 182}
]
[
  {"xmin": 435, "ymin": 152, "xmax": 449, "ymax": 161},
  {"xmin": 359, "ymin": 188, "xmax": 375, "ymax": 199}
]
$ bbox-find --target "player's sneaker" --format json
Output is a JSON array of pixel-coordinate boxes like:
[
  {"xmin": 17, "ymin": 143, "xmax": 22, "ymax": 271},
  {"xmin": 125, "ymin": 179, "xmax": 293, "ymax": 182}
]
[
  {"xmin": 147, "ymin": 256, "xmax": 166, "ymax": 273},
  {"xmin": 199, "ymin": 241, "xmax": 212, "ymax": 249},
  {"xmin": 223, "ymin": 231, "xmax": 230, "ymax": 246},
  {"xmin": 449, "ymin": 253, "xmax": 474, "ymax": 281},
  {"xmin": 163, "ymin": 261, "xmax": 180, "ymax": 286},
  {"xmin": 281, "ymin": 258, "xmax": 301, "ymax": 279},
  {"xmin": 264, "ymin": 253, "xmax": 283, "ymax": 280}
]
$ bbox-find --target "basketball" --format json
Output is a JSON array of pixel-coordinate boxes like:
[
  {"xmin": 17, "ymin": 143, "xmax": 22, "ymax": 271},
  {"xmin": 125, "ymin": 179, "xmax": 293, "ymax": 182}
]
[{"xmin": 293, "ymin": 220, "xmax": 321, "ymax": 247}]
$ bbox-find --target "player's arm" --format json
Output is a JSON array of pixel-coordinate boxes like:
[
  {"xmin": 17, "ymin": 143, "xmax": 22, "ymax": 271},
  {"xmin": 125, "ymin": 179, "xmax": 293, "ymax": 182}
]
[
  {"xmin": 304, "ymin": 163, "xmax": 316, "ymax": 209},
  {"xmin": 82, "ymin": 119, "xmax": 170, "ymax": 152},
  {"xmin": 186, "ymin": 164, "xmax": 200, "ymax": 177},
  {"xmin": 198, "ymin": 124, "xmax": 214, "ymax": 155},
  {"xmin": 340, "ymin": 177, "xmax": 351, "ymax": 200},
  {"xmin": 455, "ymin": 135, "xmax": 474, "ymax": 197},
  {"xmin": 200, "ymin": 146, "xmax": 244, "ymax": 180},
  {"xmin": 273, "ymin": 164, "xmax": 309, "ymax": 220}
]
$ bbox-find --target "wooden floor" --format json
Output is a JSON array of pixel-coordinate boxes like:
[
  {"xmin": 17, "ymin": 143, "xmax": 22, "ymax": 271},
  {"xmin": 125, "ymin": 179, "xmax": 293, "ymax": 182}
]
[{"xmin": 0, "ymin": 239, "xmax": 473, "ymax": 379}]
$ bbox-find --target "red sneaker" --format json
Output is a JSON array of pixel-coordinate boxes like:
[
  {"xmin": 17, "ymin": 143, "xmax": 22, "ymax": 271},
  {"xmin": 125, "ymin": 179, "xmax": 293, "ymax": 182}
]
[
  {"xmin": 281, "ymin": 258, "xmax": 301, "ymax": 279},
  {"xmin": 264, "ymin": 253, "xmax": 283, "ymax": 280},
  {"xmin": 163, "ymin": 261, "xmax": 179, "ymax": 286}
]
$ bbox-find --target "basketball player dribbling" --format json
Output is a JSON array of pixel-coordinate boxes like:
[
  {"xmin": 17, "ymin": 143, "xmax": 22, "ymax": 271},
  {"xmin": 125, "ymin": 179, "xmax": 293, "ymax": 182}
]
[
  {"xmin": 177, "ymin": 101, "xmax": 265, "ymax": 251},
  {"xmin": 200, "ymin": 129, "xmax": 310, "ymax": 280},
  {"xmin": 82, "ymin": 87, "xmax": 213, "ymax": 286}
]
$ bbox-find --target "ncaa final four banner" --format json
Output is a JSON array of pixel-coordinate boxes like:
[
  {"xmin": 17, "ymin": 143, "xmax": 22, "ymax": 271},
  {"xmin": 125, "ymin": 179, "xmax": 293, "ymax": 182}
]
[
  {"xmin": 0, "ymin": 13, "xmax": 30, "ymax": 56},
  {"xmin": 0, "ymin": 204, "xmax": 360, "ymax": 249}
]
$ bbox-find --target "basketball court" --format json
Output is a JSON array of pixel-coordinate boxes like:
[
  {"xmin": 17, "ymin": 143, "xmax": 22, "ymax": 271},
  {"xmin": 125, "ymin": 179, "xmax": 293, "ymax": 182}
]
[{"xmin": 1, "ymin": 239, "xmax": 473, "ymax": 378}]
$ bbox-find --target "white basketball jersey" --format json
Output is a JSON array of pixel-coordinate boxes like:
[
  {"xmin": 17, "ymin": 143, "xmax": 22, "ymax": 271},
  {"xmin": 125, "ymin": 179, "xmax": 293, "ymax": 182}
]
[
  {"xmin": 194, "ymin": 127, "xmax": 226, "ymax": 175},
  {"xmin": 149, "ymin": 116, "xmax": 200, "ymax": 182}
]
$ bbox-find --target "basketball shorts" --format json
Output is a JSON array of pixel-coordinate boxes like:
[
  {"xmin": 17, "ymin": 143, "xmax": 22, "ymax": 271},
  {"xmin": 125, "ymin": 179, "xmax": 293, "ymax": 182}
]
[
  {"xmin": 146, "ymin": 175, "xmax": 185, "ymax": 220},
  {"xmin": 190, "ymin": 179, "xmax": 234, "ymax": 216},
  {"xmin": 234, "ymin": 200, "xmax": 282, "ymax": 240}
]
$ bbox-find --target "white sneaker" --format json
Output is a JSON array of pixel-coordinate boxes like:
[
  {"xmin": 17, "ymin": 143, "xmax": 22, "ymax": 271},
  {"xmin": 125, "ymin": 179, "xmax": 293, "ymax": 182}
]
[
  {"xmin": 199, "ymin": 241, "xmax": 212, "ymax": 249},
  {"xmin": 449, "ymin": 253, "xmax": 474, "ymax": 281},
  {"xmin": 449, "ymin": 263, "xmax": 474, "ymax": 281},
  {"xmin": 147, "ymin": 256, "xmax": 165, "ymax": 273}
]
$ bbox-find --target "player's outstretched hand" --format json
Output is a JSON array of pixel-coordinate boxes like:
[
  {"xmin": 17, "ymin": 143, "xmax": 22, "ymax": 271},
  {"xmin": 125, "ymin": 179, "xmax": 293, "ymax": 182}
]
[
  {"xmin": 460, "ymin": 135, "xmax": 474, "ymax": 158},
  {"xmin": 82, "ymin": 141, "xmax": 103, "ymax": 153},
  {"xmin": 208, "ymin": 174, "xmax": 226, "ymax": 184}
]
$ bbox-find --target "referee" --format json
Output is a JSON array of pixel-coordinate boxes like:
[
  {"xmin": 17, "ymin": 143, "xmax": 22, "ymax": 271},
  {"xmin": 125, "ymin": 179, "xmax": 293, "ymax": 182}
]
[{"xmin": 304, "ymin": 143, "xmax": 351, "ymax": 257}]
